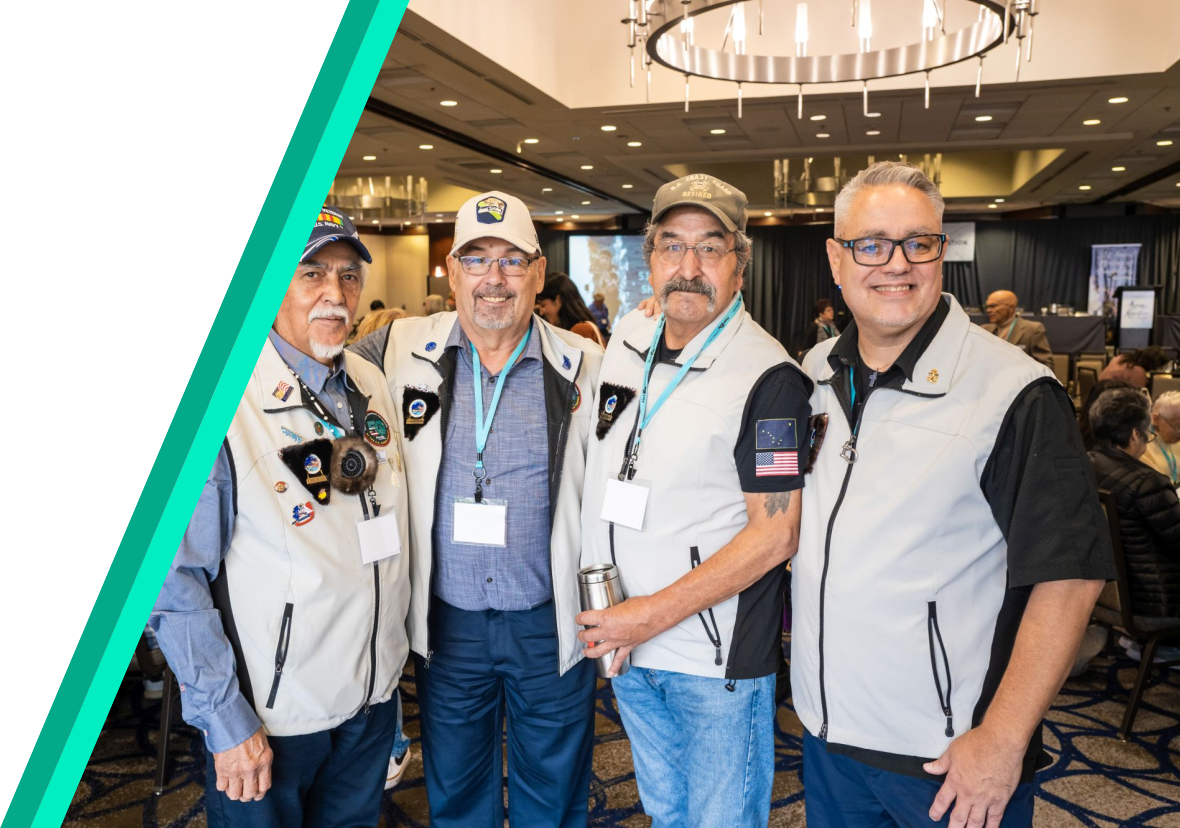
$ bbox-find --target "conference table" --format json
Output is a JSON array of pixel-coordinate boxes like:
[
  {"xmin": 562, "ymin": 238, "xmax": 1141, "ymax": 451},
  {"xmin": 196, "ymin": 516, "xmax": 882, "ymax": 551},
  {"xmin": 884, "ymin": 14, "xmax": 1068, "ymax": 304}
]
[{"xmin": 968, "ymin": 314, "xmax": 1106, "ymax": 354}]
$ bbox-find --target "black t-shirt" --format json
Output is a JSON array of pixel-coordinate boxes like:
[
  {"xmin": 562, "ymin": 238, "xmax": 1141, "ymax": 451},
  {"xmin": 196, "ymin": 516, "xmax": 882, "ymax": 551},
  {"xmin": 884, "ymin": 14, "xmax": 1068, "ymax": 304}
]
[{"xmin": 654, "ymin": 333, "xmax": 814, "ymax": 494}]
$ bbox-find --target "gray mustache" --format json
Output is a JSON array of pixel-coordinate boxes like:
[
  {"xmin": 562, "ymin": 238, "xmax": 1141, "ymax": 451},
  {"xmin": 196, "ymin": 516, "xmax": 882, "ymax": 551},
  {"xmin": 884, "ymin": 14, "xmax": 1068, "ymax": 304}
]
[{"xmin": 660, "ymin": 278, "xmax": 716, "ymax": 303}]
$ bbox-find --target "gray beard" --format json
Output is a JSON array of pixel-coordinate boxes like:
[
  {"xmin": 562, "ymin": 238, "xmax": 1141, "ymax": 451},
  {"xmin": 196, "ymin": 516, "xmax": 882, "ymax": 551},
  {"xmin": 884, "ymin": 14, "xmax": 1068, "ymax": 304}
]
[{"xmin": 310, "ymin": 339, "xmax": 345, "ymax": 360}]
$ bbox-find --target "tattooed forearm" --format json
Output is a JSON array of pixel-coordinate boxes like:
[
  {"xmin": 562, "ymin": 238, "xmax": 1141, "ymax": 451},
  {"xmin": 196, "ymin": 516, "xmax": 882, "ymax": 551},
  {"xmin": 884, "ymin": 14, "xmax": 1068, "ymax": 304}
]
[{"xmin": 763, "ymin": 490, "xmax": 793, "ymax": 518}]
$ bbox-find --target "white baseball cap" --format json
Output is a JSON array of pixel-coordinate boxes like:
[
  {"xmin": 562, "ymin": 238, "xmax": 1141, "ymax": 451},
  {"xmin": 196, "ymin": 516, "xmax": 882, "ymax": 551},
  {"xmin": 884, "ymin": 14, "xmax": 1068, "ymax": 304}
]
[{"xmin": 449, "ymin": 191, "xmax": 540, "ymax": 257}]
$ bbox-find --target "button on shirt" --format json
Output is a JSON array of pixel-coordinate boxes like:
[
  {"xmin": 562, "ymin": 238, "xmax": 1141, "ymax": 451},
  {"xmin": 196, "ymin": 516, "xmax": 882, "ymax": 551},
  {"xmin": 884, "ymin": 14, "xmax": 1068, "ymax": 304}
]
[
  {"xmin": 433, "ymin": 319, "xmax": 552, "ymax": 611},
  {"xmin": 148, "ymin": 330, "xmax": 352, "ymax": 752}
]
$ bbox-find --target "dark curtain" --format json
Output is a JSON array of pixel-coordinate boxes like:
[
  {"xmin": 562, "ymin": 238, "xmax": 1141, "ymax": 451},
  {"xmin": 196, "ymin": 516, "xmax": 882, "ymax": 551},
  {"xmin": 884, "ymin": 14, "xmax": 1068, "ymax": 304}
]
[{"xmin": 745, "ymin": 215, "xmax": 1180, "ymax": 352}]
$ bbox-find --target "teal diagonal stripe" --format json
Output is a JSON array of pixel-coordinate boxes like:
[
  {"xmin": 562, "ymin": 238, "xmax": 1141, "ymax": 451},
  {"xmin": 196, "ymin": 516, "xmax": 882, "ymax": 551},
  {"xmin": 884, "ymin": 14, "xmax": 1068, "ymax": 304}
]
[{"xmin": 2, "ymin": 2, "xmax": 409, "ymax": 825}]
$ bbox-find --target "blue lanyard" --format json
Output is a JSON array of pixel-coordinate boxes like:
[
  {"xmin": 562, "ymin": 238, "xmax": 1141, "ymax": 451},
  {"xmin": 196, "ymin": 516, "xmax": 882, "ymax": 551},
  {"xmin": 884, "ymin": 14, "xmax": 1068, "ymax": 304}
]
[
  {"xmin": 1160, "ymin": 437, "xmax": 1178, "ymax": 484},
  {"xmin": 628, "ymin": 294, "xmax": 743, "ymax": 475},
  {"xmin": 470, "ymin": 323, "xmax": 532, "ymax": 495}
]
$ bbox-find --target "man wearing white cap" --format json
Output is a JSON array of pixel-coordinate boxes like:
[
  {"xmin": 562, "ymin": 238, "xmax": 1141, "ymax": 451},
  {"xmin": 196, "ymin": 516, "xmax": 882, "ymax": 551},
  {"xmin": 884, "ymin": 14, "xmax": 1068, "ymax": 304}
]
[{"xmin": 352, "ymin": 191, "xmax": 604, "ymax": 826}]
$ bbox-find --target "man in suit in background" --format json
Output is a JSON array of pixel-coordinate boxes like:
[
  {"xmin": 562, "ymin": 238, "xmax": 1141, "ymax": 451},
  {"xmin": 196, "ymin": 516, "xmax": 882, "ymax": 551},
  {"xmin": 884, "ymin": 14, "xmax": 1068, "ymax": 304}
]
[{"xmin": 981, "ymin": 290, "xmax": 1054, "ymax": 368}]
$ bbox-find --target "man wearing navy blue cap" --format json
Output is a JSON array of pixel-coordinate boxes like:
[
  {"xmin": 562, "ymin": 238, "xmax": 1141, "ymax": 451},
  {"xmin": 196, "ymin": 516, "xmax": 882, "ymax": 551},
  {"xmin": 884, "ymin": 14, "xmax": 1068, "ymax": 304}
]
[{"xmin": 150, "ymin": 205, "xmax": 412, "ymax": 827}]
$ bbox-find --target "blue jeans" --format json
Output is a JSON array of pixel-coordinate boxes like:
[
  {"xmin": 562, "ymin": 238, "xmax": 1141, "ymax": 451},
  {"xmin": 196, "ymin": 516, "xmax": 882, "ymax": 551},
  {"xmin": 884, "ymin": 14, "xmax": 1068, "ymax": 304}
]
[
  {"xmin": 611, "ymin": 666, "xmax": 775, "ymax": 828},
  {"xmin": 389, "ymin": 689, "xmax": 410, "ymax": 759},
  {"xmin": 415, "ymin": 598, "xmax": 596, "ymax": 828},
  {"xmin": 802, "ymin": 731, "xmax": 1036, "ymax": 828},
  {"xmin": 204, "ymin": 697, "xmax": 398, "ymax": 828}
]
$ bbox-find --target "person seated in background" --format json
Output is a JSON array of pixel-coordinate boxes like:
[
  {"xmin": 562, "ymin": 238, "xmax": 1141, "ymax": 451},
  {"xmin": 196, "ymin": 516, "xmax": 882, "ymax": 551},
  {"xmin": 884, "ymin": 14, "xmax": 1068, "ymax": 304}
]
[
  {"xmin": 800, "ymin": 298, "xmax": 840, "ymax": 352},
  {"xmin": 354, "ymin": 306, "xmax": 408, "ymax": 341},
  {"xmin": 589, "ymin": 290, "xmax": 612, "ymax": 337},
  {"xmin": 1080, "ymin": 380, "xmax": 1136, "ymax": 450},
  {"xmin": 422, "ymin": 293, "xmax": 446, "ymax": 316},
  {"xmin": 1088, "ymin": 387, "xmax": 1180, "ymax": 619},
  {"xmin": 537, "ymin": 272, "xmax": 606, "ymax": 345},
  {"xmin": 1144, "ymin": 391, "xmax": 1180, "ymax": 488},
  {"xmin": 1099, "ymin": 347, "xmax": 1169, "ymax": 391},
  {"xmin": 980, "ymin": 290, "xmax": 1053, "ymax": 368}
]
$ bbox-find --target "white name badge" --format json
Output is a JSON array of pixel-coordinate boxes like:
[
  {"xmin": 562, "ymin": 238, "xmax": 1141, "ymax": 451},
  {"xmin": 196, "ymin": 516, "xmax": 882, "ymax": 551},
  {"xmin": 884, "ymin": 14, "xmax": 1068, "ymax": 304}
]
[
  {"xmin": 600, "ymin": 478, "xmax": 651, "ymax": 531},
  {"xmin": 357, "ymin": 510, "xmax": 402, "ymax": 564},
  {"xmin": 454, "ymin": 498, "xmax": 507, "ymax": 546}
]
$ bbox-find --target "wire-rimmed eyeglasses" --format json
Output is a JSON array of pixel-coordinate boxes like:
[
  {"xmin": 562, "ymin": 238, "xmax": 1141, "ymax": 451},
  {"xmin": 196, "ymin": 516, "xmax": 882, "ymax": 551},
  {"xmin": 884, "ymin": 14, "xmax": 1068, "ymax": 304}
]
[{"xmin": 457, "ymin": 255, "xmax": 538, "ymax": 277}]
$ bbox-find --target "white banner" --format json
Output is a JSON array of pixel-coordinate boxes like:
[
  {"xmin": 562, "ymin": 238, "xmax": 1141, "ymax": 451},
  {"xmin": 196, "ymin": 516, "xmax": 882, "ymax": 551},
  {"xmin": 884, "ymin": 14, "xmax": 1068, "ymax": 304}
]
[
  {"xmin": 943, "ymin": 222, "xmax": 976, "ymax": 262},
  {"xmin": 1088, "ymin": 243, "xmax": 1142, "ymax": 316}
]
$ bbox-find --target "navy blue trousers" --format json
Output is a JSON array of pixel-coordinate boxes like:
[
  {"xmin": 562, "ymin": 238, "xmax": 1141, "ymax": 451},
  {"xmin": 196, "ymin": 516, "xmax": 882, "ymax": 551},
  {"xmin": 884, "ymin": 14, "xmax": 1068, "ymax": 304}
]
[
  {"xmin": 204, "ymin": 698, "xmax": 398, "ymax": 828},
  {"xmin": 803, "ymin": 731, "xmax": 1035, "ymax": 828},
  {"xmin": 415, "ymin": 598, "xmax": 596, "ymax": 828}
]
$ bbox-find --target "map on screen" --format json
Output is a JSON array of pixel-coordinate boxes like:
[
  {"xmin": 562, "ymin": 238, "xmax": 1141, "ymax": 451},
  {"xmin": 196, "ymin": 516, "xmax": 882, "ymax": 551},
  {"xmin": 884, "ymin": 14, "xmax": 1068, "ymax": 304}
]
[{"xmin": 568, "ymin": 234, "xmax": 650, "ymax": 329}]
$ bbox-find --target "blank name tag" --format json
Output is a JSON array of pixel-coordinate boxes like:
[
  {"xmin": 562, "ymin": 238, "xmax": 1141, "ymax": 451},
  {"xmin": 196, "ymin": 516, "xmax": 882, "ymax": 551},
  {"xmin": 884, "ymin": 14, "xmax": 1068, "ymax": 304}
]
[
  {"xmin": 356, "ymin": 510, "xmax": 402, "ymax": 564},
  {"xmin": 454, "ymin": 498, "xmax": 507, "ymax": 546},
  {"xmin": 600, "ymin": 478, "xmax": 650, "ymax": 531}
]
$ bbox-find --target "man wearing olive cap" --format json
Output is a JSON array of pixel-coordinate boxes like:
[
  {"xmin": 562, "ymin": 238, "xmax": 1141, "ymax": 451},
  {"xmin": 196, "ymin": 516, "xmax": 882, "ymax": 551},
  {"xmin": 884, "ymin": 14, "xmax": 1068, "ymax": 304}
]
[
  {"xmin": 150, "ymin": 206, "xmax": 411, "ymax": 826},
  {"xmin": 578, "ymin": 175, "xmax": 812, "ymax": 825}
]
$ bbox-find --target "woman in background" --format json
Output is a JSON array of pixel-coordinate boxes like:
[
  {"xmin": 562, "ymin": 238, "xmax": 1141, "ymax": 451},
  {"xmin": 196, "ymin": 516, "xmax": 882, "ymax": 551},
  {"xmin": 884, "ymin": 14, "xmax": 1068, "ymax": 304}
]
[
  {"xmin": 537, "ymin": 272, "xmax": 605, "ymax": 346},
  {"xmin": 354, "ymin": 306, "xmax": 408, "ymax": 341}
]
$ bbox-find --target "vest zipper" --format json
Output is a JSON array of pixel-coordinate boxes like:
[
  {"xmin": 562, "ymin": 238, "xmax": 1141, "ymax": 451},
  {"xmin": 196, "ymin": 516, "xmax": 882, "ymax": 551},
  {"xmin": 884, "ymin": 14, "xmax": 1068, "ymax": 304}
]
[
  {"xmin": 690, "ymin": 547, "xmax": 725, "ymax": 667},
  {"xmin": 265, "ymin": 603, "xmax": 294, "ymax": 709},
  {"xmin": 927, "ymin": 601, "xmax": 955, "ymax": 737}
]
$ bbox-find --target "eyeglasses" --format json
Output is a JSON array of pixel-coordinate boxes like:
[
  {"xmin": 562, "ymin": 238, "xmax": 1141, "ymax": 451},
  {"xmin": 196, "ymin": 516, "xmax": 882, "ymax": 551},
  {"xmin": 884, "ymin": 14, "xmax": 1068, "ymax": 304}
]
[
  {"xmin": 458, "ymin": 255, "xmax": 538, "ymax": 277},
  {"xmin": 835, "ymin": 234, "xmax": 947, "ymax": 266},
  {"xmin": 654, "ymin": 240, "xmax": 734, "ymax": 266}
]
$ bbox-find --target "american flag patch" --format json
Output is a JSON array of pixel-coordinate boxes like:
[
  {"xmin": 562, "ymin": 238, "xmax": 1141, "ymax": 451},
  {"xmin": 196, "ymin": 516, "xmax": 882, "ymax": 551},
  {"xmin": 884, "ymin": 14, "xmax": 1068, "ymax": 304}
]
[
  {"xmin": 273, "ymin": 381, "xmax": 293, "ymax": 402},
  {"xmin": 756, "ymin": 451, "xmax": 798, "ymax": 476}
]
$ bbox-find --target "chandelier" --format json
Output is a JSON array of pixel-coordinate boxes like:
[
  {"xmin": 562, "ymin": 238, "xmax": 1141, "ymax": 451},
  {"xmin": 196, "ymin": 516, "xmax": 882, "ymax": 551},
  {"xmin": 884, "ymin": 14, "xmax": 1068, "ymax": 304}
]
[
  {"xmin": 774, "ymin": 153, "xmax": 942, "ymax": 208},
  {"xmin": 623, "ymin": 0, "xmax": 1040, "ymax": 116},
  {"xmin": 326, "ymin": 175, "xmax": 429, "ymax": 226}
]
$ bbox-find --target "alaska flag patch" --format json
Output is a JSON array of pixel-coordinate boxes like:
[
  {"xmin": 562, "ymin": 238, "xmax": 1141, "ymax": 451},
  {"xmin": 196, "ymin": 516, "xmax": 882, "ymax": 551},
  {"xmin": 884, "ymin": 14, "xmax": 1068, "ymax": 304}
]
[
  {"xmin": 756, "ymin": 418, "xmax": 797, "ymax": 450},
  {"xmin": 477, "ymin": 196, "xmax": 507, "ymax": 223},
  {"xmin": 596, "ymin": 382, "xmax": 636, "ymax": 440}
]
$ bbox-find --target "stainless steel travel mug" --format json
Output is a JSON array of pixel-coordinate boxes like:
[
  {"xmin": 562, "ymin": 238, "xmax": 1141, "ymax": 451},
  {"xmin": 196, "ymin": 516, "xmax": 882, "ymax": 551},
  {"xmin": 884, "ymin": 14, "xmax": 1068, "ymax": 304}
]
[{"xmin": 578, "ymin": 563, "xmax": 630, "ymax": 679}]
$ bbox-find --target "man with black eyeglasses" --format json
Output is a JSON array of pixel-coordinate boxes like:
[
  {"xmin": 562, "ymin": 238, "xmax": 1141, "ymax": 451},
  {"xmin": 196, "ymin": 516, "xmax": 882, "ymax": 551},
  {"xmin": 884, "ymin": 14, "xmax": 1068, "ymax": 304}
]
[
  {"xmin": 578, "ymin": 174, "xmax": 811, "ymax": 826},
  {"xmin": 351, "ymin": 190, "xmax": 603, "ymax": 827},
  {"xmin": 792, "ymin": 161, "xmax": 1113, "ymax": 827}
]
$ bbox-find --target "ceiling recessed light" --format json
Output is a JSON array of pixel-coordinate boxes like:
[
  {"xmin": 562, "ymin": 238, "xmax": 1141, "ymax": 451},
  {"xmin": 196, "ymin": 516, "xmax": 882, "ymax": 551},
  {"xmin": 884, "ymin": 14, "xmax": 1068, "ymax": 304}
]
[
  {"xmin": 1112, "ymin": 165, "xmax": 1126, "ymax": 172},
  {"xmin": 581, "ymin": 200, "xmax": 591, "ymax": 205},
  {"xmin": 975, "ymin": 115, "xmax": 993, "ymax": 122},
  {"xmin": 440, "ymin": 100, "xmax": 458, "ymax": 106},
  {"xmin": 865, "ymin": 112, "xmax": 882, "ymax": 118},
  {"xmin": 988, "ymin": 204, "xmax": 998, "ymax": 209},
  {"xmin": 523, "ymin": 138, "xmax": 539, "ymax": 144},
  {"xmin": 816, "ymin": 133, "xmax": 830, "ymax": 138},
  {"xmin": 622, "ymin": 184, "xmax": 634, "ymax": 189},
  {"xmin": 1108, "ymin": 96, "xmax": 1129, "ymax": 104},
  {"xmin": 581, "ymin": 165, "xmax": 594, "ymax": 170},
  {"xmin": 710, "ymin": 128, "xmax": 727, "ymax": 134},
  {"xmin": 1078, "ymin": 184, "xmax": 1092, "ymax": 190},
  {"xmin": 866, "ymin": 130, "xmax": 880, "ymax": 136},
  {"xmin": 810, "ymin": 114, "xmax": 827, "ymax": 121},
  {"xmin": 627, "ymin": 141, "xmax": 643, "ymax": 147},
  {"xmin": 995, "ymin": 198, "xmax": 1005, "ymax": 203},
  {"xmin": 571, "ymin": 214, "xmax": 581, "ymax": 219},
  {"xmin": 555, "ymin": 210, "xmax": 564, "ymax": 215},
  {"xmin": 1176, "ymin": 182, "xmax": 1180, "ymax": 187},
  {"xmin": 371, "ymin": 219, "xmax": 379, "ymax": 224},
  {"xmin": 542, "ymin": 187, "xmax": 553, "ymax": 192},
  {"xmin": 1158, "ymin": 140, "xmax": 1174, "ymax": 146},
  {"xmin": 418, "ymin": 144, "xmax": 433, "ymax": 150},
  {"xmin": 1083, "ymin": 119, "xmax": 1101, "ymax": 126},
  {"xmin": 435, "ymin": 218, "xmax": 442, "ymax": 223},
  {"xmin": 601, "ymin": 125, "xmax": 617, "ymax": 132},
  {"xmin": 362, "ymin": 155, "xmax": 377, "ymax": 160},
  {"xmin": 764, "ymin": 211, "xmax": 773, "ymax": 217},
  {"xmin": 490, "ymin": 169, "xmax": 502, "ymax": 174},
  {"xmin": 815, "ymin": 207, "xmax": 824, "ymax": 213}
]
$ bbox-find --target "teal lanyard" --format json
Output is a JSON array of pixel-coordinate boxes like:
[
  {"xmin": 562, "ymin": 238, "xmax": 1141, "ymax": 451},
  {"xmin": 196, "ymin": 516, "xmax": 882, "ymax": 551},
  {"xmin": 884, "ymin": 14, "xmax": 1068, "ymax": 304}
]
[
  {"xmin": 627, "ymin": 294, "xmax": 743, "ymax": 477},
  {"xmin": 1161, "ymin": 439, "xmax": 1178, "ymax": 484},
  {"xmin": 847, "ymin": 366, "xmax": 863, "ymax": 437},
  {"xmin": 470, "ymin": 324, "xmax": 532, "ymax": 499},
  {"xmin": 1001, "ymin": 318, "xmax": 1017, "ymax": 341}
]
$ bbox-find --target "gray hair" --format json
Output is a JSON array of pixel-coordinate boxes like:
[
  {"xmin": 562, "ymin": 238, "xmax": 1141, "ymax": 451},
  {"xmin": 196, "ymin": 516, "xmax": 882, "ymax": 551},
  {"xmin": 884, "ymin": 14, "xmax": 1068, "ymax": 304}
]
[
  {"xmin": 833, "ymin": 161, "xmax": 945, "ymax": 237},
  {"xmin": 1090, "ymin": 387, "xmax": 1152, "ymax": 448},
  {"xmin": 1154, "ymin": 390, "xmax": 1180, "ymax": 421},
  {"xmin": 423, "ymin": 294, "xmax": 446, "ymax": 315},
  {"xmin": 641, "ymin": 217, "xmax": 752, "ymax": 279}
]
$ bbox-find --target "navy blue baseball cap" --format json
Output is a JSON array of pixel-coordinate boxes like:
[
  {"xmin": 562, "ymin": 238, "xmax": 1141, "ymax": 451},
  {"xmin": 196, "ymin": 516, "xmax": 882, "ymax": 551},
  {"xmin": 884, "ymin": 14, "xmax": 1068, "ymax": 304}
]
[{"xmin": 303, "ymin": 205, "xmax": 372, "ymax": 264}]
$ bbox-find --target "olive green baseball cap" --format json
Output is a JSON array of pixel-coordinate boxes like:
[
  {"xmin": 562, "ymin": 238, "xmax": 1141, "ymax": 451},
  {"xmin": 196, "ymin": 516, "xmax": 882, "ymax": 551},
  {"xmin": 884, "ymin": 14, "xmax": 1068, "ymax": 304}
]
[{"xmin": 651, "ymin": 174, "xmax": 748, "ymax": 233}]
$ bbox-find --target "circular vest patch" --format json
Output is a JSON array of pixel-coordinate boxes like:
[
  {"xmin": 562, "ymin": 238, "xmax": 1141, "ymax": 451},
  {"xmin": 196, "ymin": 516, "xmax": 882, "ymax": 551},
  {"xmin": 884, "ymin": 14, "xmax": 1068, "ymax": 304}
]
[
  {"xmin": 364, "ymin": 410, "xmax": 391, "ymax": 446},
  {"xmin": 304, "ymin": 454, "xmax": 323, "ymax": 475},
  {"xmin": 571, "ymin": 383, "xmax": 581, "ymax": 412}
]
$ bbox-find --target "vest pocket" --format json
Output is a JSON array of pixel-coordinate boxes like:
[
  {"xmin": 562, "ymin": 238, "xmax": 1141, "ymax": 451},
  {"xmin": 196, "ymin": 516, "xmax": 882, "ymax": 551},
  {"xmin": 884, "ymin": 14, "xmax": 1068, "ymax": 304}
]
[
  {"xmin": 926, "ymin": 601, "xmax": 954, "ymax": 737},
  {"xmin": 265, "ymin": 603, "xmax": 294, "ymax": 709},
  {"xmin": 689, "ymin": 547, "xmax": 724, "ymax": 667}
]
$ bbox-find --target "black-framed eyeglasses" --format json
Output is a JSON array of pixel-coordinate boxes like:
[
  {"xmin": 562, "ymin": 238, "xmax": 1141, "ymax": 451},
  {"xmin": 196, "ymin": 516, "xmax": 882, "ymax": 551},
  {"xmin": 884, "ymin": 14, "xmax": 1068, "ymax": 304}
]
[
  {"xmin": 654, "ymin": 240, "xmax": 735, "ymax": 266},
  {"xmin": 835, "ymin": 234, "xmax": 947, "ymax": 266},
  {"xmin": 458, "ymin": 255, "xmax": 538, "ymax": 277}
]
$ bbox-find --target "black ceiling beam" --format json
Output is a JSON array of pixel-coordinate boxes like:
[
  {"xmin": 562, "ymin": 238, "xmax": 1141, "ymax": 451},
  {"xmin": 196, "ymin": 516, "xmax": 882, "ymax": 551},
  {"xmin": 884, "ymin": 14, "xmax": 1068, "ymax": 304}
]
[
  {"xmin": 1093, "ymin": 159, "xmax": 1180, "ymax": 204},
  {"xmin": 363, "ymin": 97, "xmax": 650, "ymax": 215}
]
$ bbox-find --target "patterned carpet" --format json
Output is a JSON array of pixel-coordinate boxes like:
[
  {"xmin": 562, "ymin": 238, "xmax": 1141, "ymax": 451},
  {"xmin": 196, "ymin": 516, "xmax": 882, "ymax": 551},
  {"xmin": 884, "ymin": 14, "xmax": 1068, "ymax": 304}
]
[{"xmin": 65, "ymin": 644, "xmax": 1180, "ymax": 827}]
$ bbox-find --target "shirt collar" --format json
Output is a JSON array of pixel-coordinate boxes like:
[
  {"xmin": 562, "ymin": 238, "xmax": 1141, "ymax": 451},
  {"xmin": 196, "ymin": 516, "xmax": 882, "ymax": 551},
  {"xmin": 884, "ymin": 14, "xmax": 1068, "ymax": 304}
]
[
  {"xmin": 828, "ymin": 295, "xmax": 950, "ymax": 382},
  {"xmin": 268, "ymin": 329, "xmax": 347, "ymax": 395},
  {"xmin": 447, "ymin": 317, "xmax": 543, "ymax": 372}
]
